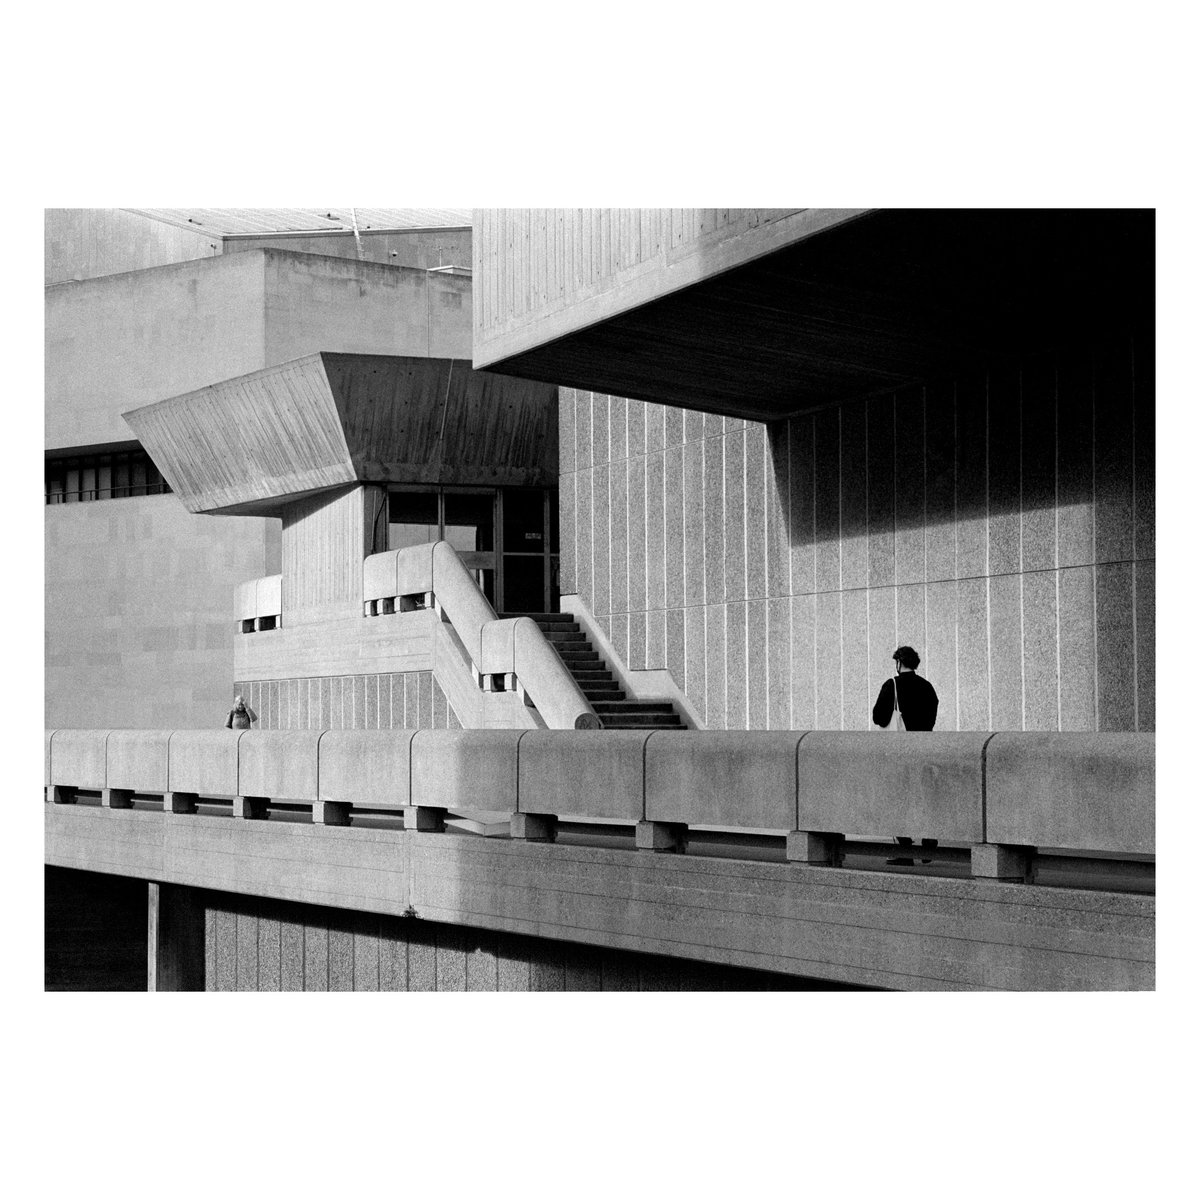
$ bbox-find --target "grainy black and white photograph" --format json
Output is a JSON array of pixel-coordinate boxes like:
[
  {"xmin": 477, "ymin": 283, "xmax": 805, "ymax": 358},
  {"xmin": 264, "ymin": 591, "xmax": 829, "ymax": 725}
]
[
  {"xmin": 20, "ymin": 5, "xmax": 1190, "ymax": 1195},
  {"xmin": 42, "ymin": 205, "xmax": 1156, "ymax": 994}
]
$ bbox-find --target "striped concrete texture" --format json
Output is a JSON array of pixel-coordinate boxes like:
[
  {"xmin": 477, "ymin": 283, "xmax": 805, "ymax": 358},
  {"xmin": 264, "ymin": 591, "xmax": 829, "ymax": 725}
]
[
  {"xmin": 561, "ymin": 335, "xmax": 1153, "ymax": 732},
  {"xmin": 203, "ymin": 893, "xmax": 851, "ymax": 992},
  {"xmin": 233, "ymin": 671, "xmax": 460, "ymax": 731}
]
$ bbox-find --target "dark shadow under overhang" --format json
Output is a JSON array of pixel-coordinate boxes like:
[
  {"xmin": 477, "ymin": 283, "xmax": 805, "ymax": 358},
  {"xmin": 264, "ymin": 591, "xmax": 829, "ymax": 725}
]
[{"xmin": 482, "ymin": 209, "xmax": 1154, "ymax": 420}]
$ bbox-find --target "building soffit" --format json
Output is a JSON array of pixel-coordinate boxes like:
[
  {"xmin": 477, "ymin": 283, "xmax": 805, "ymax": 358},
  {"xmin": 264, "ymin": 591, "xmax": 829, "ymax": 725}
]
[
  {"xmin": 122, "ymin": 353, "xmax": 558, "ymax": 516},
  {"xmin": 474, "ymin": 209, "xmax": 1155, "ymax": 421}
]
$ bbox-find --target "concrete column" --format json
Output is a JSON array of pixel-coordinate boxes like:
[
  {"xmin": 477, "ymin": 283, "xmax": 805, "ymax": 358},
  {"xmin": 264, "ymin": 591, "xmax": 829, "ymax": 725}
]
[
  {"xmin": 163, "ymin": 791, "xmax": 198, "ymax": 815},
  {"xmin": 404, "ymin": 805, "xmax": 447, "ymax": 832},
  {"xmin": 234, "ymin": 795, "xmax": 269, "ymax": 820},
  {"xmin": 101, "ymin": 788, "xmax": 134, "ymax": 809},
  {"xmin": 786, "ymin": 831, "xmax": 844, "ymax": 866},
  {"xmin": 511, "ymin": 812, "xmax": 557, "ymax": 842},
  {"xmin": 636, "ymin": 821, "xmax": 687, "ymax": 853},
  {"xmin": 148, "ymin": 882, "xmax": 206, "ymax": 992},
  {"xmin": 971, "ymin": 843, "xmax": 1034, "ymax": 882}
]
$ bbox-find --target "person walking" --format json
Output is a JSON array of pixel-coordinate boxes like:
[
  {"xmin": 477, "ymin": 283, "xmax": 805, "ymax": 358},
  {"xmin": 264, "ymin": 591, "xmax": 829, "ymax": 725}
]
[
  {"xmin": 224, "ymin": 695, "xmax": 258, "ymax": 729},
  {"xmin": 872, "ymin": 646, "xmax": 939, "ymax": 864}
]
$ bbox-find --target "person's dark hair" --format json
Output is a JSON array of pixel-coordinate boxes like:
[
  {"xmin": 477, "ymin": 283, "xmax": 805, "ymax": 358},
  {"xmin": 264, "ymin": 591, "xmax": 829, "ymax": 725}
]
[{"xmin": 893, "ymin": 645, "xmax": 920, "ymax": 670}]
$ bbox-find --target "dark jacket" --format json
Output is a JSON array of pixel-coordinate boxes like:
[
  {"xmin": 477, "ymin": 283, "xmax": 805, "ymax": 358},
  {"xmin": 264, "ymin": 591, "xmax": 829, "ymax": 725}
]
[{"xmin": 872, "ymin": 672, "xmax": 938, "ymax": 731}]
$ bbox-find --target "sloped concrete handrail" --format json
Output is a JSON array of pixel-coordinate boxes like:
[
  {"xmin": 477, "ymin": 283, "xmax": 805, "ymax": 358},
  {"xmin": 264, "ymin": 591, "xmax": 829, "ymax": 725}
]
[
  {"xmin": 431, "ymin": 540, "xmax": 498, "ymax": 670},
  {"xmin": 363, "ymin": 541, "xmax": 599, "ymax": 730},
  {"xmin": 511, "ymin": 617, "xmax": 600, "ymax": 731},
  {"xmin": 46, "ymin": 728, "xmax": 1153, "ymax": 863}
]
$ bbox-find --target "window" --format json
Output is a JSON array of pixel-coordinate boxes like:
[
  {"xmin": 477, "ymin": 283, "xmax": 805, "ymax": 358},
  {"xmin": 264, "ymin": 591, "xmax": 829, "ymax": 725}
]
[
  {"xmin": 46, "ymin": 447, "xmax": 171, "ymax": 505},
  {"xmin": 385, "ymin": 486, "xmax": 558, "ymax": 614}
]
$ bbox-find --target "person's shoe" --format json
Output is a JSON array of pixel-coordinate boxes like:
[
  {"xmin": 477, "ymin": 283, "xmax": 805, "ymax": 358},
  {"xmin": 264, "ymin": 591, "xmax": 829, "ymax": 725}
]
[{"xmin": 919, "ymin": 838, "xmax": 938, "ymax": 864}]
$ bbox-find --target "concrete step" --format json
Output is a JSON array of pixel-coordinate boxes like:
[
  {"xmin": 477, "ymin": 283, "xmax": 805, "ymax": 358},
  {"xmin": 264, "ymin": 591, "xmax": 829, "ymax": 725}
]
[
  {"xmin": 557, "ymin": 649, "xmax": 601, "ymax": 661},
  {"xmin": 569, "ymin": 668, "xmax": 614, "ymax": 680},
  {"xmin": 497, "ymin": 613, "xmax": 572, "ymax": 622},
  {"xmin": 589, "ymin": 701, "xmax": 676, "ymax": 714},
  {"xmin": 600, "ymin": 715, "xmax": 686, "ymax": 729},
  {"xmin": 545, "ymin": 632, "xmax": 590, "ymax": 645}
]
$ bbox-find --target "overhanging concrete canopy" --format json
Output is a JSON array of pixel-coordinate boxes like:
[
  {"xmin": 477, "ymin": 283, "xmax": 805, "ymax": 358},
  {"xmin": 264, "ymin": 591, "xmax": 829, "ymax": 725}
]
[
  {"xmin": 123, "ymin": 353, "xmax": 559, "ymax": 515},
  {"xmin": 474, "ymin": 209, "xmax": 1155, "ymax": 420}
]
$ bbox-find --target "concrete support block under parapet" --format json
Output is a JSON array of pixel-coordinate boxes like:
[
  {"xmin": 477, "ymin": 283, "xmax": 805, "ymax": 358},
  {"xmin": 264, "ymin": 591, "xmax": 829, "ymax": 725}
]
[
  {"xmin": 405, "ymin": 805, "xmax": 447, "ymax": 832},
  {"xmin": 971, "ymin": 843, "xmax": 1034, "ymax": 882},
  {"xmin": 234, "ymin": 796, "xmax": 269, "ymax": 820},
  {"xmin": 313, "ymin": 800, "xmax": 351, "ymax": 826},
  {"xmin": 101, "ymin": 788, "xmax": 134, "ymax": 809},
  {"xmin": 636, "ymin": 820, "xmax": 687, "ymax": 853},
  {"xmin": 786, "ymin": 831, "xmax": 844, "ymax": 866},
  {"xmin": 163, "ymin": 791, "xmax": 198, "ymax": 815},
  {"xmin": 511, "ymin": 812, "xmax": 557, "ymax": 842}
]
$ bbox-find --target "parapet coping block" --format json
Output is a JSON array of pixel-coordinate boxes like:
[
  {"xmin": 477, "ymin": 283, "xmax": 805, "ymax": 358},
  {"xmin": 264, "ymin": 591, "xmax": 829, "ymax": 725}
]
[
  {"xmin": 49, "ymin": 729, "xmax": 112, "ymax": 790},
  {"xmin": 237, "ymin": 729, "xmax": 323, "ymax": 802},
  {"xmin": 796, "ymin": 731, "xmax": 990, "ymax": 843},
  {"xmin": 106, "ymin": 728, "xmax": 172, "ymax": 793},
  {"xmin": 317, "ymin": 728, "xmax": 418, "ymax": 809},
  {"xmin": 518, "ymin": 729, "xmax": 650, "ymax": 822},
  {"xmin": 410, "ymin": 728, "xmax": 523, "ymax": 812},
  {"xmin": 985, "ymin": 732, "xmax": 1155, "ymax": 855},
  {"xmin": 167, "ymin": 729, "xmax": 244, "ymax": 797},
  {"xmin": 644, "ymin": 730, "xmax": 808, "ymax": 831}
]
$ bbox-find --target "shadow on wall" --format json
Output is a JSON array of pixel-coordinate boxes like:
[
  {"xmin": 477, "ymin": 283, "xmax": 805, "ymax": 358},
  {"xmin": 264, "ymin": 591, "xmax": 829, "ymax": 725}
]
[{"xmin": 563, "ymin": 335, "xmax": 1153, "ymax": 733}]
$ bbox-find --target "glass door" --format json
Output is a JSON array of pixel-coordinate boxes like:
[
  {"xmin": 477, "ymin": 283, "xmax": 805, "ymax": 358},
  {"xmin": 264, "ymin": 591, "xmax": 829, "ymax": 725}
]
[
  {"xmin": 443, "ymin": 490, "xmax": 497, "ymax": 607},
  {"xmin": 501, "ymin": 487, "xmax": 551, "ymax": 614}
]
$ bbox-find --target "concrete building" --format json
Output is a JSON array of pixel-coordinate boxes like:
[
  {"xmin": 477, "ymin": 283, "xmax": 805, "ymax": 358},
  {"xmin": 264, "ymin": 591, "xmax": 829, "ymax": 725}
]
[
  {"xmin": 474, "ymin": 209, "xmax": 1155, "ymax": 736},
  {"xmin": 45, "ymin": 207, "xmax": 474, "ymax": 729},
  {"xmin": 45, "ymin": 209, "xmax": 1155, "ymax": 992}
]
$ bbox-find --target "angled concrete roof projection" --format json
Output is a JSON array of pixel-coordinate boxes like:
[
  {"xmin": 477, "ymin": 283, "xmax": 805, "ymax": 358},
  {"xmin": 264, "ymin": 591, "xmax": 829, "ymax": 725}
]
[{"xmin": 123, "ymin": 353, "xmax": 557, "ymax": 515}]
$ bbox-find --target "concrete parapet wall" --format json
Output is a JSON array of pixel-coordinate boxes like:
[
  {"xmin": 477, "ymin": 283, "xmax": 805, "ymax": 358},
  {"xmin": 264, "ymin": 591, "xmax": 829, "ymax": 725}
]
[
  {"xmin": 410, "ymin": 729, "xmax": 522, "ymax": 812},
  {"xmin": 519, "ymin": 730, "xmax": 649, "ymax": 821},
  {"xmin": 106, "ymin": 730, "xmax": 172, "ymax": 793},
  {"xmin": 647, "ymin": 731, "xmax": 804, "ymax": 830},
  {"xmin": 49, "ymin": 730, "xmax": 111, "ymax": 789},
  {"xmin": 318, "ymin": 730, "xmax": 415, "ymax": 810},
  {"xmin": 987, "ymin": 733, "xmax": 1154, "ymax": 854},
  {"xmin": 237, "ymin": 730, "xmax": 322, "ymax": 801},
  {"xmin": 797, "ymin": 732, "xmax": 989, "ymax": 842},
  {"xmin": 168, "ymin": 731, "xmax": 242, "ymax": 796},
  {"xmin": 45, "ymin": 728, "xmax": 1156, "ymax": 858}
]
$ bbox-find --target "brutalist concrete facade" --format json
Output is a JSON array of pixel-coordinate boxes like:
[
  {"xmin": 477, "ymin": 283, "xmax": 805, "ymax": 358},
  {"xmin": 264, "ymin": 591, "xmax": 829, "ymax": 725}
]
[{"xmin": 562, "ymin": 336, "xmax": 1154, "ymax": 732}]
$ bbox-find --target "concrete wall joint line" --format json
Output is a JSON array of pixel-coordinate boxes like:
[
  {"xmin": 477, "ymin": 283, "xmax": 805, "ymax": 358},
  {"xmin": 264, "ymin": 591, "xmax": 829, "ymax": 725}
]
[{"xmin": 979, "ymin": 731, "xmax": 999, "ymax": 844}]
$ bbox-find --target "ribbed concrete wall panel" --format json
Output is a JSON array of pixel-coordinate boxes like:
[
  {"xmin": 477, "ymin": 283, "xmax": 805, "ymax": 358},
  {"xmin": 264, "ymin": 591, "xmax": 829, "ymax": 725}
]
[
  {"xmin": 235, "ymin": 671, "xmax": 456, "ymax": 731},
  {"xmin": 560, "ymin": 337, "xmax": 1152, "ymax": 731}
]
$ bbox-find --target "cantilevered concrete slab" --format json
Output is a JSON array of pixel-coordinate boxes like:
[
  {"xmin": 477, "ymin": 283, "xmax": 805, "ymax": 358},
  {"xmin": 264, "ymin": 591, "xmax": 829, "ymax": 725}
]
[
  {"xmin": 123, "ymin": 352, "xmax": 558, "ymax": 515},
  {"xmin": 473, "ymin": 208, "xmax": 1154, "ymax": 420}
]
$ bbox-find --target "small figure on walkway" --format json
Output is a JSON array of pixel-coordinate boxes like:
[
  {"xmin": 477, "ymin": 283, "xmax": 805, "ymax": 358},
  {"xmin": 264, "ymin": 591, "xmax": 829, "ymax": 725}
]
[
  {"xmin": 872, "ymin": 646, "xmax": 939, "ymax": 864},
  {"xmin": 224, "ymin": 695, "xmax": 258, "ymax": 730}
]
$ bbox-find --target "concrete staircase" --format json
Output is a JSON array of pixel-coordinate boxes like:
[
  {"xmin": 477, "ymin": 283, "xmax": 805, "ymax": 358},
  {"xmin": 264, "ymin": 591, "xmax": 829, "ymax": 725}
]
[{"xmin": 500, "ymin": 613, "xmax": 687, "ymax": 730}]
